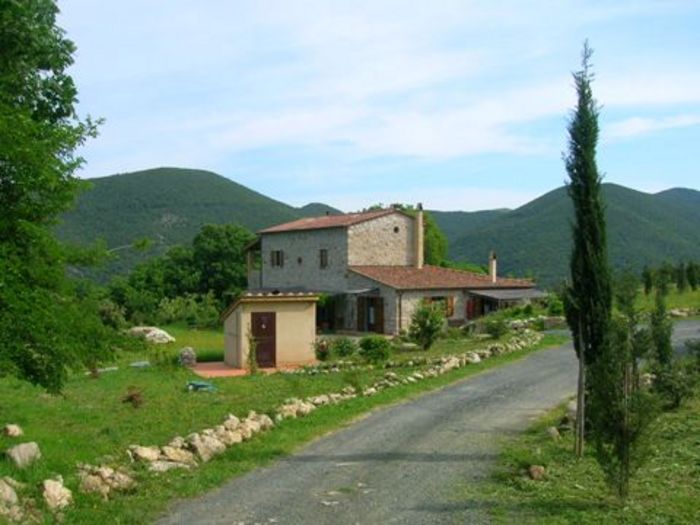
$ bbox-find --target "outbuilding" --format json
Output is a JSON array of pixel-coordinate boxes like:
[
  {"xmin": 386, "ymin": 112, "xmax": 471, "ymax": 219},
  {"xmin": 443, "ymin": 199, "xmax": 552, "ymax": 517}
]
[{"xmin": 221, "ymin": 291, "xmax": 319, "ymax": 369}]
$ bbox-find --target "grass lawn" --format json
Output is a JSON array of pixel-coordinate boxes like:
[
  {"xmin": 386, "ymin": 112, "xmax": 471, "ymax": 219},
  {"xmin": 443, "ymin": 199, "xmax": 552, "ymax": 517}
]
[
  {"xmin": 637, "ymin": 287, "xmax": 700, "ymax": 313},
  {"xmin": 0, "ymin": 331, "xmax": 567, "ymax": 524},
  {"xmin": 466, "ymin": 396, "xmax": 700, "ymax": 524}
]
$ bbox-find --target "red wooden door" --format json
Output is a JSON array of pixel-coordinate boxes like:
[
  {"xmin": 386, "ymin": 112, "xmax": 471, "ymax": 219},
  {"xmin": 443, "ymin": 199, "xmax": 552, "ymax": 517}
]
[{"xmin": 251, "ymin": 312, "xmax": 276, "ymax": 368}]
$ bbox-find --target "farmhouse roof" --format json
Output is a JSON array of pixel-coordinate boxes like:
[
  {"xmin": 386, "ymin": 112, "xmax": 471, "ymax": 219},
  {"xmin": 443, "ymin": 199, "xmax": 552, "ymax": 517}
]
[
  {"xmin": 348, "ymin": 265, "xmax": 533, "ymax": 291},
  {"xmin": 258, "ymin": 209, "xmax": 404, "ymax": 234}
]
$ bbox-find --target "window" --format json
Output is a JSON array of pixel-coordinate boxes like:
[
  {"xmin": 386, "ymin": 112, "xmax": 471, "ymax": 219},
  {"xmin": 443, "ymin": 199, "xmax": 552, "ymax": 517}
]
[
  {"xmin": 270, "ymin": 250, "xmax": 284, "ymax": 267},
  {"xmin": 319, "ymin": 249, "xmax": 329, "ymax": 269},
  {"xmin": 426, "ymin": 296, "xmax": 455, "ymax": 317},
  {"xmin": 393, "ymin": 226, "xmax": 400, "ymax": 233}
]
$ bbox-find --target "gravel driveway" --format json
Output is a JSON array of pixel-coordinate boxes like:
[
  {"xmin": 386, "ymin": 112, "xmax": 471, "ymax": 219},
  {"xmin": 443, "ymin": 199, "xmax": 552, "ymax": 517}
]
[{"xmin": 158, "ymin": 321, "xmax": 700, "ymax": 525}]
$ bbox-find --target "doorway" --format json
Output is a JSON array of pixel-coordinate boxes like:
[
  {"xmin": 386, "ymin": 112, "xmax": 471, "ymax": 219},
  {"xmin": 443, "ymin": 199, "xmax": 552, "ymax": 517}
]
[
  {"xmin": 357, "ymin": 296, "xmax": 384, "ymax": 333},
  {"xmin": 251, "ymin": 312, "xmax": 276, "ymax": 367}
]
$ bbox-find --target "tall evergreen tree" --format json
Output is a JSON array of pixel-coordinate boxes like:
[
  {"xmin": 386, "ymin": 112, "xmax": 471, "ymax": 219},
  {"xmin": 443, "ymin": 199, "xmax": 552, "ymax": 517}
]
[
  {"xmin": 563, "ymin": 42, "xmax": 613, "ymax": 457},
  {"xmin": 641, "ymin": 265, "xmax": 654, "ymax": 296}
]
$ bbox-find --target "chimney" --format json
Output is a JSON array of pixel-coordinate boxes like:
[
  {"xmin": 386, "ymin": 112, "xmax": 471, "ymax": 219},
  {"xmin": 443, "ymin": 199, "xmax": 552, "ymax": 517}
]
[
  {"xmin": 489, "ymin": 251, "xmax": 497, "ymax": 283},
  {"xmin": 415, "ymin": 203, "xmax": 424, "ymax": 269}
]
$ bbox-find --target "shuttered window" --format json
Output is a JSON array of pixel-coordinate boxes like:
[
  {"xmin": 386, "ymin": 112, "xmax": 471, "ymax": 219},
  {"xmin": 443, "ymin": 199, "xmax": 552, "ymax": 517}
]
[
  {"xmin": 270, "ymin": 250, "xmax": 284, "ymax": 267},
  {"xmin": 319, "ymin": 249, "xmax": 329, "ymax": 269}
]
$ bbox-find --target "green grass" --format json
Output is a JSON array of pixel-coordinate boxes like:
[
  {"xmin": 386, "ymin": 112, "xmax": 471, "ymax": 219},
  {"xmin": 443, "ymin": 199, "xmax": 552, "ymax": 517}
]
[
  {"xmin": 158, "ymin": 324, "xmax": 225, "ymax": 362},
  {"xmin": 466, "ymin": 396, "xmax": 700, "ymax": 524},
  {"xmin": 0, "ymin": 332, "xmax": 567, "ymax": 524},
  {"xmin": 637, "ymin": 287, "xmax": 700, "ymax": 312}
]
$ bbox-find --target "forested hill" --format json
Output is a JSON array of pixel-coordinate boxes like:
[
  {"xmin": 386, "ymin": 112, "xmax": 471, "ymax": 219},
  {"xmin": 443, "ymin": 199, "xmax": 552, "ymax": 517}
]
[
  {"xmin": 442, "ymin": 184, "xmax": 700, "ymax": 285},
  {"xmin": 58, "ymin": 168, "xmax": 700, "ymax": 286},
  {"xmin": 56, "ymin": 167, "xmax": 335, "ymax": 278}
]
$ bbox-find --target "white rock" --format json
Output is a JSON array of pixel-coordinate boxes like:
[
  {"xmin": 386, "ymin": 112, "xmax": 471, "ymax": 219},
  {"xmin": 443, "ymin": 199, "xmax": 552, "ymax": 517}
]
[
  {"xmin": 0, "ymin": 479, "xmax": 18, "ymax": 507},
  {"xmin": 42, "ymin": 478, "xmax": 73, "ymax": 511},
  {"xmin": 6, "ymin": 442, "xmax": 41, "ymax": 469},
  {"xmin": 128, "ymin": 326, "xmax": 175, "ymax": 344},
  {"xmin": 129, "ymin": 445, "xmax": 160, "ymax": 463},
  {"xmin": 188, "ymin": 434, "xmax": 226, "ymax": 462},
  {"xmin": 223, "ymin": 415, "xmax": 241, "ymax": 431},
  {"xmin": 363, "ymin": 387, "xmax": 377, "ymax": 396},
  {"xmin": 2, "ymin": 425, "xmax": 23, "ymax": 438},
  {"xmin": 161, "ymin": 446, "xmax": 197, "ymax": 465},
  {"xmin": 148, "ymin": 461, "xmax": 190, "ymax": 473},
  {"xmin": 168, "ymin": 436, "xmax": 187, "ymax": 449}
]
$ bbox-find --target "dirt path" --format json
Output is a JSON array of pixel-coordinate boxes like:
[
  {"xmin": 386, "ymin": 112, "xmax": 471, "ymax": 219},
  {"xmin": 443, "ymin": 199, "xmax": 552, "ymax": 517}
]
[{"xmin": 157, "ymin": 322, "xmax": 699, "ymax": 524}]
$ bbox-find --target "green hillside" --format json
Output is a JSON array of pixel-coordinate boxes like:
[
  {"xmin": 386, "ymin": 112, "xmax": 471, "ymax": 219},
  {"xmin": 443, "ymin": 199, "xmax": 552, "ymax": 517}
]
[
  {"xmin": 297, "ymin": 202, "xmax": 342, "ymax": 217},
  {"xmin": 449, "ymin": 184, "xmax": 700, "ymax": 285},
  {"xmin": 429, "ymin": 209, "xmax": 510, "ymax": 241},
  {"xmin": 57, "ymin": 167, "xmax": 308, "ymax": 278}
]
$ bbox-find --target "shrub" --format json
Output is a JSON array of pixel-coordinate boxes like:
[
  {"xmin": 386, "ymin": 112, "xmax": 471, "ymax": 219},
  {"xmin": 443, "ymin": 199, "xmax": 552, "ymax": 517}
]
[
  {"xmin": 331, "ymin": 337, "xmax": 358, "ymax": 358},
  {"xmin": 408, "ymin": 301, "xmax": 445, "ymax": 350},
  {"xmin": 313, "ymin": 338, "xmax": 330, "ymax": 362},
  {"xmin": 485, "ymin": 318, "xmax": 508, "ymax": 339},
  {"xmin": 547, "ymin": 294, "xmax": 564, "ymax": 316},
  {"xmin": 653, "ymin": 360, "xmax": 696, "ymax": 410},
  {"xmin": 156, "ymin": 293, "xmax": 220, "ymax": 329},
  {"xmin": 359, "ymin": 335, "xmax": 392, "ymax": 364}
]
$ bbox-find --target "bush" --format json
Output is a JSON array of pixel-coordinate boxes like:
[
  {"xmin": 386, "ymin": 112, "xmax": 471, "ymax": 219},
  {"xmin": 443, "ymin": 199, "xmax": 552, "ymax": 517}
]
[
  {"xmin": 485, "ymin": 318, "xmax": 508, "ymax": 339},
  {"xmin": 330, "ymin": 337, "xmax": 358, "ymax": 358},
  {"xmin": 155, "ymin": 292, "xmax": 220, "ymax": 329},
  {"xmin": 408, "ymin": 301, "xmax": 445, "ymax": 350},
  {"xmin": 359, "ymin": 335, "xmax": 392, "ymax": 364},
  {"xmin": 653, "ymin": 360, "xmax": 697, "ymax": 410},
  {"xmin": 547, "ymin": 294, "xmax": 564, "ymax": 316},
  {"xmin": 314, "ymin": 338, "xmax": 330, "ymax": 362}
]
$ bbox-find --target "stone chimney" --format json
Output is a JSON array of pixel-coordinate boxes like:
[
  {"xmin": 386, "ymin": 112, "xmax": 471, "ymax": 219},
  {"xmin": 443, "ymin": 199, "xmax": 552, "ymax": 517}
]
[
  {"xmin": 489, "ymin": 251, "xmax": 497, "ymax": 283},
  {"xmin": 415, "ymin": 203, "xmax": 424, "ymax": 269}
]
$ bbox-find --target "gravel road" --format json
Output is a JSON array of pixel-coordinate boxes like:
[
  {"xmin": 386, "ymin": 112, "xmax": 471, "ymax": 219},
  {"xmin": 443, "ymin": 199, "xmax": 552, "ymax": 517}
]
[{"xmin": 158, "ymin": 321, "xmax": 700, "ymax": 525}]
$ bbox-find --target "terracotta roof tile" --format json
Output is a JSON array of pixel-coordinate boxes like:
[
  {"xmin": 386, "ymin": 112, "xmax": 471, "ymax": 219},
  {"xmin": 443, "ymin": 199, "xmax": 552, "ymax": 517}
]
[
  {"xmin": 259, "ymin": 209, "xmax": 400, "ymax": 234},
  {"xmin": 349, "ymin": 265, "xmax": 533, "ymax": 291}
]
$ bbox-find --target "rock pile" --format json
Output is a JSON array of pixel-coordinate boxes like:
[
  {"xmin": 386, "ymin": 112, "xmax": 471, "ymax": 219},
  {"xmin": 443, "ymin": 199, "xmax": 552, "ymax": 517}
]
[
  {"xmin": 78, "ymin": 464, "xmax": 136, "ymax": 500},
  {"xmin": 42, "ymin": 477, "xmax": 72, "ymax": 512},
  {"xmin": 128, "ymin": 326, "xmax": 176, "ymax": 344}
]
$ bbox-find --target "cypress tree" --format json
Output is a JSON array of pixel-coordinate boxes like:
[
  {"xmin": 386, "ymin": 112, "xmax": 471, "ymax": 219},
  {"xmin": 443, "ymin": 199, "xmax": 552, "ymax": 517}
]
[{"xmin": 563, "ymin": 42, "xmax": 613, "ymax": 457}]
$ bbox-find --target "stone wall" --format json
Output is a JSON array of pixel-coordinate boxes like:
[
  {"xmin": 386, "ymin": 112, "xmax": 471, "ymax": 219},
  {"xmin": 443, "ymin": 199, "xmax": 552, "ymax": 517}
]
[
  {"xmin": 348, "ymin": 213, "xmax": 418, "ymax": 266},
  {"xmin": 260, "ymin": 228, "xmax": 348, "ymax": 292}
]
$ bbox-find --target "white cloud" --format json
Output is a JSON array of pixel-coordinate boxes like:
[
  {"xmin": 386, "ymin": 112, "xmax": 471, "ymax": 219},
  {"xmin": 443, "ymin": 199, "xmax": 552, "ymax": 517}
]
[{"xmin": 606, "ymin": 114, "xmax": 700, "ymax": 139}]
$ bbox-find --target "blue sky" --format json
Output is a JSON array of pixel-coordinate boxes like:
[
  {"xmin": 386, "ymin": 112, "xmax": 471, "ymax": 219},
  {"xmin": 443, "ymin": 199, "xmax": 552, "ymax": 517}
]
[{"xmin": 59, "ymin": 0, "xmax": 700, "ymax": 211}]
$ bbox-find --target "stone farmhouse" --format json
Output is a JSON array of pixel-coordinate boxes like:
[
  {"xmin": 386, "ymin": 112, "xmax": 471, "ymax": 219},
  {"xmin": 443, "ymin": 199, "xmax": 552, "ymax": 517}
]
[{"xmin": 245, "ymin": 207, "xmax": 542, "ymax": 335}]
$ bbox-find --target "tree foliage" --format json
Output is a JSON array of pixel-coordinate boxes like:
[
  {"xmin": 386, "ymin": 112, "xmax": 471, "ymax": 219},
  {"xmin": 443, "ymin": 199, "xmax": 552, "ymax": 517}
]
[
  {"xmin": 0, "ymin": 0, "xmax": 112, "ymax": 392},
  {"xmin": 109, "ymin": 223, "xmax": 255, "ymax": 324},
  {"xmin": 408, "ymin": 300, "xmax": 446, "ymax": 350}
]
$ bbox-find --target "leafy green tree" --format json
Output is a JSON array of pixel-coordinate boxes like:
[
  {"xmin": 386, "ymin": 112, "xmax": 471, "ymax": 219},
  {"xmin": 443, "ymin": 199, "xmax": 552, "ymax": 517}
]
[
  {"xmin": 687, "ymin": 262, "xmax": 698, "ymax": 291},
  {"xmin": 650, "ymin": 288, "xmax": 673, "ymax": 368},
  {"xmin": 408, "ymin": 300, "xmax": 446, "ymax": 350},
  {"xmin": 675, "ymin": 262, "xmax": 688, "ymax": 292},
  {"xmin": 563, "ymin": 42, "xmax": 613, "ymax": 457},
  {"xmin": 192, "ymin": 223, "xmax": 255, "ymax": 307},
  {"xmin": 0, "ymin": 0, "xmax": 113, "ymax": 391}
]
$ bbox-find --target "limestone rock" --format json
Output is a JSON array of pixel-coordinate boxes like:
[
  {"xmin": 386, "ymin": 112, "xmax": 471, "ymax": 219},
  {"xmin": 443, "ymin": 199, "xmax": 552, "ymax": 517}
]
[
  {"xmin": 148, "ymin": 461, "xmax": 190, "ymax": 473},
  {"xmin": 2, "ymin": 425, "xmax": 23, "ymax": 438},
  {"xmin": 128, "ymin": 326, "xmax": 175, "ymax": 344},
  {"xmin": 528, "ymin": 465, "xmax": 546, "ymax": 481},
  {"xmin": 363, "ymin": 387, "xmax": 377, "ymax": 396},
  {"xmin": 466, "ymin": 352, "xmax": 481, "ymax": 364},
  {"xmin": 546, "ymin": 427, "xmax": 561, "ymax": 441},
  {"xmin": 187, "ymin": 433, "xmax": 225, "ymax": 462},
  {"xmin": 168, "ymin": 436, "xmax": 187, "ymax": 449},
  {"xmin": 78, "ymin": 464, "xmax": 135, "ymax": 499},
  {"xmin": 128, "ymin": 445, "xmax": 160, "ymax": 463},
  {"xmin": 0, "ymin": 479, "xmax": 18, "ymax": 507},
  {"xmin": 42, "ymin": 478, "xmax": 72, "ymax": 511},
  {"xmin": 223, "ymin": 415, "xmax": 241, "ymax": 431},
  {"xmin": 178, "ymin": 346, "xmax": 197, "ymax": 367},
  {"xmin": 161, "ymin": 446, "xmax": 196, "ymax": 465},
  {"xmin": 6, "ymin": 442, "xmax": 41, "ymax": 469}
]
